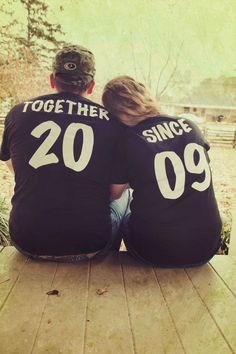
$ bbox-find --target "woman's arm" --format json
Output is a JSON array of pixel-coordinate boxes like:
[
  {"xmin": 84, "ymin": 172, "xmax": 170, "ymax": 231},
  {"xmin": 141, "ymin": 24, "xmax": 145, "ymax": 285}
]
[
  {"xmin": 6, "ymin": 159, "xmax": 14, "ymax": 174},
  {"xmin": 110, "ymin": 183, "xmax": 129, "ymax": 201}
]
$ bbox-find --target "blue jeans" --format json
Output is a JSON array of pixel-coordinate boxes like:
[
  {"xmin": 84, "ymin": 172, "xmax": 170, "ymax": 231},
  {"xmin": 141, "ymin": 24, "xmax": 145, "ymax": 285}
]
[
  {"xmin": 109, "ymin": 188, "xmax": 132, "ymax": 250},
  {"xmin": 12, "ymin": 189, "xmax": 132, "ymax": 263}
]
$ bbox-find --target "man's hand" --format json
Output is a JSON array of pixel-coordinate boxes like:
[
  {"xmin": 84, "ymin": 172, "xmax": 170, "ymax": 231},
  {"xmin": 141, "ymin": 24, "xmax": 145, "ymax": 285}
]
[{"xmin": 110, "ymin": 183, "xmax": 128, "ymax": 201}]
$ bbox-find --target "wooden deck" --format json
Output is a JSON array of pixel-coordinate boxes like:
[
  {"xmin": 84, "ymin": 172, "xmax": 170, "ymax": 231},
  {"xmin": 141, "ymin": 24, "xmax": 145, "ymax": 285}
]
[{"xmin": 0, "ymin": 247, "xmax": 236, "ymax": 353}]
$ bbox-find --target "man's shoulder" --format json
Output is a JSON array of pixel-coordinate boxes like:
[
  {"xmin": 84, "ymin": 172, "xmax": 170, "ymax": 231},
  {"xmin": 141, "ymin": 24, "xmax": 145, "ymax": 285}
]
[
  {"xmin": 77, "ymin": 95, "xmax": 122, "ymax": 123},
  {"xmin": 7, "ymin": 93, "xmax": 56, "ymax": 114}
]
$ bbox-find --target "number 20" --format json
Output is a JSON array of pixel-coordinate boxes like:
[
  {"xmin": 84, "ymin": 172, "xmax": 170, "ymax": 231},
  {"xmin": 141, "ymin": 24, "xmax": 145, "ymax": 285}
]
[
  {"xmin": 29, "ymin": 121, "xmax": 94, "ymax": 172},
  {"xmin": 154, "ymin": 143, "xmax": 211, "ymax": 199}
]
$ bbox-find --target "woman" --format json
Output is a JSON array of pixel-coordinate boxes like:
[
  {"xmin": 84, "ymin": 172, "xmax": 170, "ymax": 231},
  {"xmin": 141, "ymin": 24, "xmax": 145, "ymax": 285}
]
[{"xmin": 102, "ymin": 76, "xmax": 222, "ymax": 267}]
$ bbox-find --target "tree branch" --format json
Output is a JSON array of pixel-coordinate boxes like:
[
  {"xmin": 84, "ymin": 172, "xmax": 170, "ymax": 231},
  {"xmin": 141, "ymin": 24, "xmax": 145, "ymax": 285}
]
[{"xmin": 159, "ymin": 41, "xmax": 184, "ymax": 97}]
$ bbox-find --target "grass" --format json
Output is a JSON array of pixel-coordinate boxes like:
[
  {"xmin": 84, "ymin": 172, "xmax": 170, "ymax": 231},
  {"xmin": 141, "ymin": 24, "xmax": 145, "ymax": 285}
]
[
  {"xmin": 0, "ymin": 197, "xmax": 11, "ymax": 246},
  {"xmin": 209, "ymin": 147, "xmax": 236, "ymax": 253}
]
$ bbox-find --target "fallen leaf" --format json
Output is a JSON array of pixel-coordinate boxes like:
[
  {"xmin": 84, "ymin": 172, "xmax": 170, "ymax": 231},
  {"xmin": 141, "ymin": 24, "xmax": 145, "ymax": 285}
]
[
  {"xmin": 46, "ymin": 289, "xmax": 60, "ymax": 296},
  {"xmin": 96, "ymin": 287, "xmax": 108, "ymax": 295}
]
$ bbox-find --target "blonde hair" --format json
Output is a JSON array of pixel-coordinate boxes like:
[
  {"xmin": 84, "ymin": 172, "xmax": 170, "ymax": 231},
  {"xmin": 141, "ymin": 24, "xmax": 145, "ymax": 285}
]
[{"xmin": 102, "ymin": 76, "xmax": 160, "ymax": 126}]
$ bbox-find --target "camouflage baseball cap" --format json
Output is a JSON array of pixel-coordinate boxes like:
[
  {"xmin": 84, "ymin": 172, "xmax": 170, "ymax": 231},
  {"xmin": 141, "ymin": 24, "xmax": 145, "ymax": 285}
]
[{"xmin": 53, "ymin": 44, "xmax": 96, "ymax": 86}]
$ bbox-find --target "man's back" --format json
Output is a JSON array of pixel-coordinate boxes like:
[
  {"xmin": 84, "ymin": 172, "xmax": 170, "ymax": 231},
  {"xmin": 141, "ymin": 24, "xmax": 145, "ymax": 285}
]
[{"xmin": 1, "ymin": 92, "xmax": 123, "ymax": 255}]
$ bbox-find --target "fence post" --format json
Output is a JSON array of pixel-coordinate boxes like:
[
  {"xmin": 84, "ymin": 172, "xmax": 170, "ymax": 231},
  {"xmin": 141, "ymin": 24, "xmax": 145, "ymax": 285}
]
[
  {"xmin": 233, "ymin": 131, "xmax": 236, "ymax": 149},
  {"xmin": 229, "ymin": 199, "xmax": 236, "ymax": 255}
]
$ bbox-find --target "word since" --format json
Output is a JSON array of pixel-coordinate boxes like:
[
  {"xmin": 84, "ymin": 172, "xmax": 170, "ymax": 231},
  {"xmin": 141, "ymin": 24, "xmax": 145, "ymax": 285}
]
[{"xmin": 142, "ymin": 119, "xmax": 192, "ymax": 143}]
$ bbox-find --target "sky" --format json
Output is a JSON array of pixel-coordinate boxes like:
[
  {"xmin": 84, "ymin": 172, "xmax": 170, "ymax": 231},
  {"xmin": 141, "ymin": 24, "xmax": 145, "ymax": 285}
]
[
  {"xmin": 51, "ymin": 0, "xmax": 236, "ymax": 87},
  {"xmin": 2, "ymin": 0, "xmax": 236, "ymax": 99}
]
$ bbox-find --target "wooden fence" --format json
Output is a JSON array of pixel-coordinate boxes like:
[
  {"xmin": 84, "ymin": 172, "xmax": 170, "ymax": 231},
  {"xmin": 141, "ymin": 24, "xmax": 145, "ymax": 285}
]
[
  {"xmin": 0, "ymin": 117, "xmax": 4, "ymax": 126},
  {"xmin": 201, "ymin": 126, "xmax": 236, "ymax": 148}
]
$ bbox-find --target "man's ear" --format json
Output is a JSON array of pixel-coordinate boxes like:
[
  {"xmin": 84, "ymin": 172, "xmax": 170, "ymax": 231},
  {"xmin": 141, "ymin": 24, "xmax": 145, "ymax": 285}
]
[
  {"xmin": 87, "ymin": 80, "xmax": 95, "ymax": 94},
  {"xmin": 50, "ymin": 73, "xmax": 55, "ymax": 89}
]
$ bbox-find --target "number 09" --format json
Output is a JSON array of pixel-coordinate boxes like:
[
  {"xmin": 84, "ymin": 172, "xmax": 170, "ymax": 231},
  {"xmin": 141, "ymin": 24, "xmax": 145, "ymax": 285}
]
[{"xmin": 154, "ymin": 143, "xmax": 211, "ymax": 199}]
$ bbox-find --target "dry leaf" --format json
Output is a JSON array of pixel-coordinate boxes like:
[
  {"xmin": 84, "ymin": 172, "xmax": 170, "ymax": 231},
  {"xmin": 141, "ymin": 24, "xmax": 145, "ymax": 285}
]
[
  {"xmin": 46, "ymin": 289, "xmax": 60, "ymax": 296},
  {"xmin": 96, "ymin": 287, "xmax": 108, "ymax": 295}
]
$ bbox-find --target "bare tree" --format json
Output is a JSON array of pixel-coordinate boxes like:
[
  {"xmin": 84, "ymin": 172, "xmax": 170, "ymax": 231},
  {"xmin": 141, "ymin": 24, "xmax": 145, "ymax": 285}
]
[
  {"xmin": 155, "ymin": 41, "xmax": 184, "ymax": 98},
  {"xmin": 128, "ymin": 35, "xmax": 184, "ymax": 100}
]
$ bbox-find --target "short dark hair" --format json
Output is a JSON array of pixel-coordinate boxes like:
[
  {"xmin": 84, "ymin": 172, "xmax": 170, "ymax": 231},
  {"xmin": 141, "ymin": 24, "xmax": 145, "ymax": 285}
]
[{"xmin": 54, "ymin": 75, "xmax": 92, "ymax": 94}]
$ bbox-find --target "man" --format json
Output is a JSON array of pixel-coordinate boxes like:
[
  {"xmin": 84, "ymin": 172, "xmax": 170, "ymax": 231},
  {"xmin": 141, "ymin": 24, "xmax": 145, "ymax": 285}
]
[{"xmin": 0, "ymin": 44, "xmax": 128, "ymax": 261}]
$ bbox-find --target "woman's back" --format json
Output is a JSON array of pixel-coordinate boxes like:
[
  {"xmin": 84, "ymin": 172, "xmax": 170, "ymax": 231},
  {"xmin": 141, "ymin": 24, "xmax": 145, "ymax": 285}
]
[
  {"xmin": 102, "ymin": 76, "xmax": 221, "ymax": 267},
  {"xmin": 114, "ymin": 115, "xmax": 222, "ymax": 266}
]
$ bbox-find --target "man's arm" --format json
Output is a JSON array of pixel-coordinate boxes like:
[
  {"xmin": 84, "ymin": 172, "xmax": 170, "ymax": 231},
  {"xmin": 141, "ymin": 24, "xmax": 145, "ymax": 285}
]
[
  {"xmin": 110, "ymin": 183, "xmax": 128, "ymax": 201},
  {"xmin": 6, "ymin": 159, "xmax": 14, "ymax": 174}
]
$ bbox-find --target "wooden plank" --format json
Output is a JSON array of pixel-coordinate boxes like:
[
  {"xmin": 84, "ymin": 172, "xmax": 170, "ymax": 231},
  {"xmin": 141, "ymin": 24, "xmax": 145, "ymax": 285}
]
[
  {"xmin": 31, "ymin": 261, "xmax": 90, "ymax": 354},
  {"xmin": 207, "ymin": 135, "xmax": 234, "ymax": 138},
  {"xmin": 187, "ymin": 263, "xmax": 236, "ymax": 352},
  {"xmin": 0, "ymin": 256, "xmax": 57, "ymax": 354},
  {"xmin": 155, "ymin": 266, "xmax": 231, "ymax": 354},
  {"xmin": 207, "ymin": 132, "xmax": 234, "ymax": 135},
  {"xmin": 207, "ymin": 137, "xmax": 233, "ymax": 140},
  {"xmin": 120, "ymin": 252, "xmax": 184, "ymax": 354},
  {"xmin": 0, "ymin": 247, "xmax": 27, "ymax": 309},
  {"xmin": 210, "ymin": 255, "xmax": 236, "ymax": 296},
  {"xmin": 214, "ymin": 142, "xmax": 234, "ymax": 144},
  {"xmin": 205, "ymin": 128, "xmax": 235, "ymax": 148},
  {"xmin": 208, "ymin": 142, "xmax": 233, "ymax": 146},
  {"xmin": 84, "ymin": 252, "xmax": 134, "ymax": 354},
  {"xmin": 206, "ymin": 129, "xmax": 235, "ymax": 133},
  {"xmin": 208, "ymin": 137, "xmax": 234, "ymax": 140},
  {"xmin": 209, "ymin": 143, "xmax": 233, "ymax": 148}
]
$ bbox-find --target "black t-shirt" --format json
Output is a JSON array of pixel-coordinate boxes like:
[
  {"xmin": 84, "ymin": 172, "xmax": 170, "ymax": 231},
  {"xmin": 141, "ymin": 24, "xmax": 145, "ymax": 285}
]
[
  {"xmin": 113, "ymin": 115, "xmax": 222, "ymax": 265},
  {"xmin": 0, "ymin": 92, "xmax": 124, "ymax": 255}
]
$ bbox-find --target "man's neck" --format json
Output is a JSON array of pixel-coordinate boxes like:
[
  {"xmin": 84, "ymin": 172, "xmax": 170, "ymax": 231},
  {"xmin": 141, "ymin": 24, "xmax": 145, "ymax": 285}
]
[{"xmin": 55, "ymin": 89, "xmax": 87, "ymax": 98}]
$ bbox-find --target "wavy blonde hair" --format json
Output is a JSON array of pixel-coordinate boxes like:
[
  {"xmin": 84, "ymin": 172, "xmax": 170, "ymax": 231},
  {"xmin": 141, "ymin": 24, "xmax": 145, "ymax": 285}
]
[{"xmin": 102, "ymin": 76, "xmax": 160, "ymax": 126}]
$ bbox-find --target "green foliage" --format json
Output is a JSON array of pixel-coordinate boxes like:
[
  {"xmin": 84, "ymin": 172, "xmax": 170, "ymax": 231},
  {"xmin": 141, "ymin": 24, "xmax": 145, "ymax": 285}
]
[
  {"xmin": 18, "ymin": 0, "xmax": 65, "ymax": 57},
  {"xmin": 0, "ymin": 0, "xmax": 65, "ymax": 66},
  {"xmin": 219, "ymin": 214, "xmax": 232, "ymax": 255},
  {"xmin": 0, "ymin": 51, "xmax": 50, "ymax": 104},
  {"xmin": 0, "ymin": 197, "xmax": 10, "ymax": 246},
  {"xmin": 0, "ymin": 0, "xmax": 66, "ymax": 103}
]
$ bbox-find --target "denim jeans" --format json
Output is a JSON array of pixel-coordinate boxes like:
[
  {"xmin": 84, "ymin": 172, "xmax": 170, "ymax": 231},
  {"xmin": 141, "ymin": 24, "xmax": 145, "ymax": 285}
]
[
  {"xmin": 109, "ymin": 188, "xmax": 132, "ymax": 250},
  {"xmin": 12, "ymin": 189, "xmax": 132, "ymax": 263}
]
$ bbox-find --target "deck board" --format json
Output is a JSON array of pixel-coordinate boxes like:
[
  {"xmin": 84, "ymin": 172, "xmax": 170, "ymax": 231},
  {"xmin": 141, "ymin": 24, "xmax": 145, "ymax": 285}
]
[
  {"xmin": 0, "ymin": 247, "xmax": 27, "ymax": 310},
  {"xmin": 31, "ymin": 261, "xmax": 90, "ymax": 354},
  {"xmin": 0, "ymin": 248, "xmax": 236, "ymax": 354},
  {"xmin": 84, "ymin": 252, "xmax": 134, "ymax": 354},
  {"xmin": 187, "ymin": 260, "xmax": 236, "ymax": 352},
  {"xmin": 155, "ymin": 266, "xmax": 232, "ymax": 354},
  {"xmin": 0, "ymin": 250, "xmax": 57, "ymax": 353},
  {"xmin": 120, "ymin": 253, "xmax": 184, "ymax": 354},
  {"xmin": 210, "ymin": 255, "xmax": 236, "ymax": 296}
]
